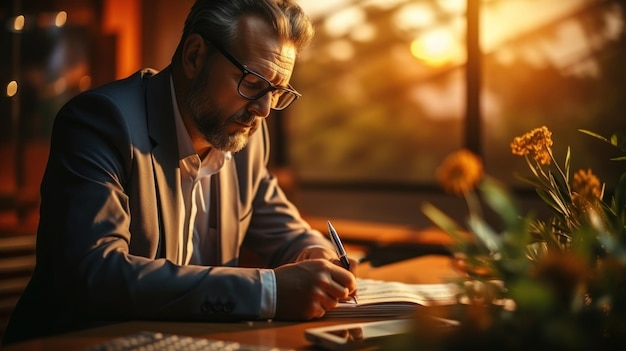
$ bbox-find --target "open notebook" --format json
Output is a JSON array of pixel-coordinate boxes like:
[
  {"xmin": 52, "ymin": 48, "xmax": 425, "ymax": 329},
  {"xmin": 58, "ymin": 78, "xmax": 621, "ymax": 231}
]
[{"xmin": 324, "ymin": 278, "xmax": 461, "ymax": 318}]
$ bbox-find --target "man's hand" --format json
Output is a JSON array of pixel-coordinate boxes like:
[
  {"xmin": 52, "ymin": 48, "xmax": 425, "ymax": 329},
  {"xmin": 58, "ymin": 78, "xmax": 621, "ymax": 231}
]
[
  {"xmin": 274, "ymin": 259, "xmax": 357, "ymax": 320},
  {"xmin": 295, "ymin": 246, "xmax": 359, "ymax": 274}
]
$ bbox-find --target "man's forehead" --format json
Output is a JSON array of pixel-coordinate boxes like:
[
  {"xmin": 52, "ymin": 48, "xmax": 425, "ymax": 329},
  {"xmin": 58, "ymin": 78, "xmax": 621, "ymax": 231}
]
[
  {"xmin": 272, "ymin": 45, "xmax": 297, "ymax": 73},
  {"xmin": 236, "ymin": 15, "xmax": 297, "ymax": 79}
]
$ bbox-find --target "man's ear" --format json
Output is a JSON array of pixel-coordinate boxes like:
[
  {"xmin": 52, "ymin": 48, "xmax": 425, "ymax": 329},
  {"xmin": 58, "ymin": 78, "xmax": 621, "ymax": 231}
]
[{"xmin": 181, "ymin": 33, "xmax": 207, "ymax": 79}]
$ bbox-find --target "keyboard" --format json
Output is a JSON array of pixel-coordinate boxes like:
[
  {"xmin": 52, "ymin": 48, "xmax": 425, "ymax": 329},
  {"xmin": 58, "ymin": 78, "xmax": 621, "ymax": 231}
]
[{"xmin": 83, "ymin": 331, "xmax": 294, "ymax": 351}]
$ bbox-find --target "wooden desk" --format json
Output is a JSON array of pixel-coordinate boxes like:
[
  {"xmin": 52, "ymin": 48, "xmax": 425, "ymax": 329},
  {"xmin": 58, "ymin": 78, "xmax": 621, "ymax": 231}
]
[
  {"xmin": 306, "ymin": 217, "xmax": 462, "ymax": 267},
  {"xmin": 2, "ymin": 318, "xmax": 388, "ymax": 351},
  {"xmin": 2, "ymin": 256, "xmax": 462, "ymax": 350},
  {"xmin": 305, "ymin": 217, "xmax": 457, "ymax": 248}
]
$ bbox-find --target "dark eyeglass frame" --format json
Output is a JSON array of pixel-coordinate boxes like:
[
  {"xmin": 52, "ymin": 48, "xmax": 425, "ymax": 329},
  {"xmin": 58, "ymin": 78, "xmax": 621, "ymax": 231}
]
[{"xmin": 200, "ymin": 36, "xmax": 301, "ymax": 111}]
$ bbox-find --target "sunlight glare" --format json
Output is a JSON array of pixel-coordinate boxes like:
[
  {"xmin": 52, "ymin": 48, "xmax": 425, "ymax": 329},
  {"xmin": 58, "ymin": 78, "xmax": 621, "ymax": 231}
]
[
  {"xmin": 327, "ymin": 40, "xmax": 355, "ymax": 61},
  {"xmin": 437, "ymin": 0, "xmax": 466, "ymax": 14},
  {"xmin": 410, "ymin": 29, "xmax": 457, "ymax": 67},
  {"xmin": 603, "ymin": 6, "xmax": 624, "ymax": 40},
  {"xmin": 394, "ymin": 3, "xmax": 435, "ymax": 32},
  {"xmin": 365, "ymin": 0, "xmax": 409, "ymax": 11},
  {"xmin": 323, "ymin": 6, "xmax": 365, "ymax": 38},
  {"xmin": 350, "ymin": 22, "xmax": 377, "ymax": 42}
]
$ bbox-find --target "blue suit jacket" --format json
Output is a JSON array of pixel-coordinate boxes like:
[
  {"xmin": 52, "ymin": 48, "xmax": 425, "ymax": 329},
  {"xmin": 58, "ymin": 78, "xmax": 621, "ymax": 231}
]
[{"xmin": 3, "ymin": 67, "xmax": 332, "ymax": 344}]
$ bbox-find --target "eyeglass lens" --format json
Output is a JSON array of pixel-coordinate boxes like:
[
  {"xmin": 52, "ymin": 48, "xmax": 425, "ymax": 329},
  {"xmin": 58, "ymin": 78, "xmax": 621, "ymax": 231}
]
[{"xmin": 238, "ymin": 72, "xmax": 296, "ymax": 110}]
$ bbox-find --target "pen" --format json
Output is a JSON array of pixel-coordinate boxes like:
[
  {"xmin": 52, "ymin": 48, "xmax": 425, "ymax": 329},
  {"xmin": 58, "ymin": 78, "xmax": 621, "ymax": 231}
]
[{"xmin": 327, "ymin": 220, "xmax": 358, "ymax": 304}]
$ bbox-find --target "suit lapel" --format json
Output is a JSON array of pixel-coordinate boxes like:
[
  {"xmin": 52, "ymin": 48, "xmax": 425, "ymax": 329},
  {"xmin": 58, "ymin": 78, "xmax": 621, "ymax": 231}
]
[{"xmin": 144, "ymin": 67, "xmax": 182, "ymax": 263}]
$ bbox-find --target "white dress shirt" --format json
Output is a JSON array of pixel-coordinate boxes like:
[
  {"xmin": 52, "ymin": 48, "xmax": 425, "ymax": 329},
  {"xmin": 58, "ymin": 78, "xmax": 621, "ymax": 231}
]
[{"xmin": 170, "ymin": 77, "xmax": 276, "ymax": 319}]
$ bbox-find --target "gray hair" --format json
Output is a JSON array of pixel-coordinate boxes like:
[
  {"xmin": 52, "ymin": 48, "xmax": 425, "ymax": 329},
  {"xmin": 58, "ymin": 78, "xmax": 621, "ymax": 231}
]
[{"xmin": 175, "ymin": 0, "xmax": 314, "ymax": 58}]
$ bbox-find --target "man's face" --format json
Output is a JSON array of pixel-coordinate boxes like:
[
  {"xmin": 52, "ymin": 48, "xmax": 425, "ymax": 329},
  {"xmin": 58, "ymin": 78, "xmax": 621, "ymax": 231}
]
[
  {"xmin": 184, "ymin": 15, "xmax": 297, "ymax": 153},
  {"xmin": 184, "ymin": 62, "xmax": 258, "ymax": 153}
]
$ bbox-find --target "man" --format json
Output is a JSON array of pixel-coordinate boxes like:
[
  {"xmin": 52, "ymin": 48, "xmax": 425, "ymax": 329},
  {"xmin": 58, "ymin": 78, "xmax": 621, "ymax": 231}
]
[{"xmin": 3, "ymin": 0, "xmax": 357, "ymax": 345}]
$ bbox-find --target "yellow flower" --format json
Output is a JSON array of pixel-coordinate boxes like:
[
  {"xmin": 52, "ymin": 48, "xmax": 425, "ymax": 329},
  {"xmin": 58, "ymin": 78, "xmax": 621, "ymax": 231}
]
[
  {"xmin": 572, "ymin": 168, "xmax": 602, "ymax": 208},
  {"xmin": 511, "ymin": 126, "xmax": 553, "ymax": 165},
  {"xmin": 436, "ymin": 149, "xmax": 483, "ymax": 196}
]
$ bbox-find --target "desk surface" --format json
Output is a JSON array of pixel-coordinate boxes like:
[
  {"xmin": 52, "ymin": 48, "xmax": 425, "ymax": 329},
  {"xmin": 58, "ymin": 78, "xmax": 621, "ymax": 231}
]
[
  {"xmin": 3, "ymin": 318, "xmax": 394, "ymax": 351},
  {"xmin": 2, "ymin": 255, "xmax": 461, "ymax": 350}
]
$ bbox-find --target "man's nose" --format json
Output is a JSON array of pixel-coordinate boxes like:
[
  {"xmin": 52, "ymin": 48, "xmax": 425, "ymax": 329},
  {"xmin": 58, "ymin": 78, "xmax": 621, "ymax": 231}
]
[{"xmin": 247, "ymin": 92, "xmax": 272, "ymax": 118}]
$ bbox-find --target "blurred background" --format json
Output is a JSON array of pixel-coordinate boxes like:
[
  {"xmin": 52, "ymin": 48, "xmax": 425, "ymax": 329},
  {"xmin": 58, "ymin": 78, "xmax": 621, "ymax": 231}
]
[
  {"xmin": 2, "ymin": 0, "xmax": 626, "ymax": 230},
  {"xmin": 290, "ymin": 0, "xmax": 626, "ymax": 226},
  {"xmin": 1, "ymin": 0, "xmax": 626, "ymax": 337}
]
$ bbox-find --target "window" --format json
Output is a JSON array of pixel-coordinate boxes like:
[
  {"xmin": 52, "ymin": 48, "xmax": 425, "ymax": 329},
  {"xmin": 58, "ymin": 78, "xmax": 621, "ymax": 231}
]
[{"xmin": 289, "ymin": 0, "xmax": 626, "ymax": 190}]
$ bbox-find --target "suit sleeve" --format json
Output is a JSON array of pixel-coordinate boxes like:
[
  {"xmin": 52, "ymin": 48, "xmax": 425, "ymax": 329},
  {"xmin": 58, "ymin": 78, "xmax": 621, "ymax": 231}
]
[{"xmin": 237, "ymin": 121, "xmax": 335, "ymax": 268}]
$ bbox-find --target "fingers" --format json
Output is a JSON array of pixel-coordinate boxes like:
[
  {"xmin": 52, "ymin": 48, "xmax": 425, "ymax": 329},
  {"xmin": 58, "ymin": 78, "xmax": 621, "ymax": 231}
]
[
  {"xmin": 295, "ymin": 246, "xmax": 336, "ymax": 261},
  {"xmin": 295, "ymin": 246, "xmax": 360, "ymax": 278},
  {"xmin": 274, "ymin": 260, "xmax": 357, "ymax": 320},
  {"xmin": 317, "ymin": 287, "xmax": 340, "ymax": 311},
  {"xmin": 328, "ymin": 255, "xmax": 359, "ymax": 274},
  {"xmin": 313, "ymin": 280, "xmax": 349, "ymax": 319},
  {"xmin": 307, "ymin": 261, "xmax": 354, "ymax": 301},
  {"xmin": 328, "ymin": 265, "xmax": 357, "ymax": 297},
  {"xmin": 294, "ymin": 246, "xmax": 359, "ymax": 296},
  {"xmin": 347, "ymin": 257, "xmax": 359, "ymax": 274}
]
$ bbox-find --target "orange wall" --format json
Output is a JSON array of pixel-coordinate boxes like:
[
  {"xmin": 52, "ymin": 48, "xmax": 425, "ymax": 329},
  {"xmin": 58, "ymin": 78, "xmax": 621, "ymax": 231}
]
[
  {"xmin": 141, "ymin": 0, "xmax": 194, "ymax": 70},
  {"xmin": 102, "ymin": 0, "xmax": 142, "ymax": 79}
]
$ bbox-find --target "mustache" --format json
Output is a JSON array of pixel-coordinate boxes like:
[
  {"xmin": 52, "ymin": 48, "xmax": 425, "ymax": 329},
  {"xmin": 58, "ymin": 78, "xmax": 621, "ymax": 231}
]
[{"xmin": 229, "ymin": 112, "xmax": 256, "ymax": 126}]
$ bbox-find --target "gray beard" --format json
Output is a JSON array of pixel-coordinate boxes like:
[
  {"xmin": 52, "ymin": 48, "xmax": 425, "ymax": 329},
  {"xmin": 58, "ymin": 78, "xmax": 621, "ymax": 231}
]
[{"xmin": 185, "ymin": 73, "xmax": 254, "ymax": 153}]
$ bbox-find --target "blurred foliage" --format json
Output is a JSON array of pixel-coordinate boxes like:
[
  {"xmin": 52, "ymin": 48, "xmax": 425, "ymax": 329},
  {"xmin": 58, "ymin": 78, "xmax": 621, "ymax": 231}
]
[{"xmin": 420, "ymin": 126, "xmax": 626, "ymax": 350}]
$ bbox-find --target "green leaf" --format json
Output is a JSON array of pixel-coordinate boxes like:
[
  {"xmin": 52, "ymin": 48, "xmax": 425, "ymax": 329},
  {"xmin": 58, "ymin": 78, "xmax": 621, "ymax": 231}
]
[
  {"xmin": 480, "ymin": 177, "xmax": 520, "ymax": 229},
  {"xmin": 536, "ymin": 189, "xmax": 564, "ymax": 215},
  {"xmin": 546, "ymin": 174, "xmax": 572, "ymax": 217},
  {"xmin": 515, "ymin": 173, "xmax": 551, "ymax": 191},
  {"xmin": 549, "ymin": 148, "xmax": 572, "ymax": 198},
  {"xmin": 564, "ymin": 146, "xmax": 571, "ymax": 180},
  {"xmin": 580, "ymin": 129, "xmax": 626, "ymax": 153},
  {"xmin": 421, "ymin": 202, "xmax": 467, "ymax": 245},
  {"xmin": 579, "ymin": 129, "xmax": 610, "ymax": 143},
  {"xmin": 467, "ymin": 213, "xmax": 501, "ymax": 253},
  {"xmin": 524, "ymin": 154, "xmax": 546, "ymax": 180},
  {"xmin": 508, "ymin": 278, "xmax": 554, "ymax": 314},
  {"xmin": 612, "ymin": 173, "xmax": 626, "ymax": 226}
]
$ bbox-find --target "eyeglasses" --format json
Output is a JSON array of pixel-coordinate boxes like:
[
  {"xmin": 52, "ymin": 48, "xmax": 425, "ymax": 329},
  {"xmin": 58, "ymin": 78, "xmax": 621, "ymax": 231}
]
[{"xmin": 202, "ymin": 38, "xmax": 301, "ymax": 111}]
